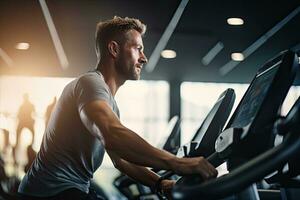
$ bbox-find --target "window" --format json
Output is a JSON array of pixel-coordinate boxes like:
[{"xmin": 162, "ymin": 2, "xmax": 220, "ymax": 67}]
[{"xmin": 181, "ymin": 82, "xmax": 248, "ymax": 144}]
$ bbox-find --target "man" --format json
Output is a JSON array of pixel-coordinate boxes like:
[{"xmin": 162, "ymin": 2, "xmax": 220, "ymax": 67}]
[{"xmin": 18, "ymin": 16, "xmax": 217, "ymax": 200}]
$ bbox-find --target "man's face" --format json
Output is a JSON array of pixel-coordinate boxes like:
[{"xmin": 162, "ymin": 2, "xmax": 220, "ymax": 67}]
[{"xmin": 115, "ymin": 30, "xmax": 147, "ymax": 80}]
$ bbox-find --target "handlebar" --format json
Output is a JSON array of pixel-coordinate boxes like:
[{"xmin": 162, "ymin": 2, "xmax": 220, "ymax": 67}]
[{"xmin": 172, "ymin": 130, "xmax": 300, "ymax": 199}]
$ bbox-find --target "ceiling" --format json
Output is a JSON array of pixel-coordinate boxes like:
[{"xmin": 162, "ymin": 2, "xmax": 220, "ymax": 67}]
[{"xmin": 0, "ymin": 0, "xmax": 299, "ymax": 84}]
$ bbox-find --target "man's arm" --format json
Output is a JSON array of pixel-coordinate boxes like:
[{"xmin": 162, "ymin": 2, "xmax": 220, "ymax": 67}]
[
  {"xmin": 80, "ymin": 100, "xmax": 217, "ymax": 179},
  {"xmin": 80, "ymin": 100, "xmax": 175, "ymax": 170}
]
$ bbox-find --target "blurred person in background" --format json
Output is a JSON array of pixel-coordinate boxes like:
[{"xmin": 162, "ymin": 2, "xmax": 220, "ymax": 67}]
[{"xmin": 14, "ymin": 93, "xmax": 35, "ymax": 165}]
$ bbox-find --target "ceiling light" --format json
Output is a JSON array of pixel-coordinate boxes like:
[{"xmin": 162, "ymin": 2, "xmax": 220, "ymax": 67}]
[
  {"xmin": 227, "ymin": 18, "xmax": 244, "ymax": 25},
  {"xmin": 15, "ymin": 43, "xmax": 30, "ymax": 50},
  {"xmin": 231, "ymin": 53, "xmax": 244, "ymax": 61},
  {"xmin": 161, "ymin": 50, "xmax": 176, "ymax": 59}
]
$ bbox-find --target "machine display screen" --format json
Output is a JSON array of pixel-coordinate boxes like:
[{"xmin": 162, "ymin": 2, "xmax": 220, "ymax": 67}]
[{"xmin": 230, "ymin": 62, "xmax": 281, "ymax": 128}]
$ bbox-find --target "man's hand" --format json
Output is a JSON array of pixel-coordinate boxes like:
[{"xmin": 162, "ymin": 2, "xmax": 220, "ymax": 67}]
[
  {"xmin": 159, "ymin": 179, "xmax": 176, "ymax": 199},
  {"xmin": 161, "ymin": 179, "xmax": 176, "ymax": 192},
  {"xmin": 172, "ymin": 156, "xmax": 218, "ymax": 181}
]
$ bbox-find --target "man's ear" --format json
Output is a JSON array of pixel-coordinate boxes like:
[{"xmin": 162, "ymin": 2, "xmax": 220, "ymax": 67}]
[{"xmin": 108, "ymin": 41, "xmax": 119, "ymax": 58}]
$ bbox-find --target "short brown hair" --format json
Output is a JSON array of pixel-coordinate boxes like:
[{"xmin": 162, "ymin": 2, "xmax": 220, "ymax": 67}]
[{"xmin": 95, "ymin": 16, "xmax": 146, "ymax": 59}]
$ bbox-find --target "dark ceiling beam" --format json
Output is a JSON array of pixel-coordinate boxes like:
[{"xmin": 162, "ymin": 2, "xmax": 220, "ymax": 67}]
[
  {"xmin": 39, "ymin": 0, "xmax": 69, "ymax": 70},
  {"xmin": 145, "ymin": 0, "xmax": 189, "ymax": 73},
  {"xmin": 202, "ymin": 42, "xmax": 224, "ymax": 66},
  {"xmin": 219, "ymin": 5, "xmax": 300, "ymax": 76}
]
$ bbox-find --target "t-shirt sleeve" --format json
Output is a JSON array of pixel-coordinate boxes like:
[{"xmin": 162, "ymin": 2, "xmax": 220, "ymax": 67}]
[{"xmin": 74, "ymin": 74, "xmax": 110, "ymax": 112}]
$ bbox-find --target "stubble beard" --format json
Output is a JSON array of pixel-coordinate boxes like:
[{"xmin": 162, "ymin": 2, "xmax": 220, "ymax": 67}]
[
  {"xmin": 131, "ymin": 65, "xmax": 141, "ymax": 80},
  {"xmin": 115, "ymin": 59, "xmax": 140, "ymax": 81}
]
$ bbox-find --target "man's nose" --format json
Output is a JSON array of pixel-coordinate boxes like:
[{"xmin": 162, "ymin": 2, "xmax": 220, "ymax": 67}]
[{"xmin": 140, "ymin": 53, "xmax": 148, "ymax": 64}]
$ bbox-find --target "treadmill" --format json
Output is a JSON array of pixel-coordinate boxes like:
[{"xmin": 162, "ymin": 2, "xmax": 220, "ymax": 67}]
[{"xmin": 171, "ymin": 50, "xmax": 299, "ymax": 200}]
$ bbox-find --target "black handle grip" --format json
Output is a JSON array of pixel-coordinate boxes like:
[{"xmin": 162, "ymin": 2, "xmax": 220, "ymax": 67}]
[{"xmin": 207, "ymin": 152, "xmax": 223, "ymax": 167}]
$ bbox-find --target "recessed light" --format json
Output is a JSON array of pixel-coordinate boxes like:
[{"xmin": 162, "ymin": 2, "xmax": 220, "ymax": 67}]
[
  {"xmin": 15, "ymin": 42, "xmax": 30, "ymax": 50},
  {"xmin": 231, "ymin": 53, "xmax": 244, "ymax": 61},
  {"xmin": 161, "ymin": 50, "xmax": 176, "ymax": 59},
  {"xmin": 227, "ymin": 18, "xmax": 244, "ymax": 25}
]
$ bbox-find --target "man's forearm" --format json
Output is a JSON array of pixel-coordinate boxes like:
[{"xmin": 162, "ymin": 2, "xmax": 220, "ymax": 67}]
[
  {"xmin": 115, "ymin": 158, "xmax": 159, "ymax": 188},
  {"xmin": 105, "ymin": 124, "xmax": 177, "ymax": 170}
]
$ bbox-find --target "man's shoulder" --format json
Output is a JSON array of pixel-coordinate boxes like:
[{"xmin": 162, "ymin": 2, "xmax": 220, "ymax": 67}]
[
  {"xmin": 74, "ymin": 71, "xmax": 108, "ymax": 94},
  {"xmin": 77, "ymin": 71, "xmax": 104, "ymax": 83}
]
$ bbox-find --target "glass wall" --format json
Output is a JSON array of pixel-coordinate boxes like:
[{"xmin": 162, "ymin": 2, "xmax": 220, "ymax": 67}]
[
  {"xmin": 116, "ymin": 80, "xmax": 170, "ymax": 147},
  {"xmin": 181, "ymin": 82, "xmax": 300, "ymax": 144}
]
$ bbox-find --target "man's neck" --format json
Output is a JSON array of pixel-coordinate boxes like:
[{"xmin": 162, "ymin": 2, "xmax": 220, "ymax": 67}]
[{"xmin": 96, "ymin": 61, "xmax": 125, "ymax": 97}]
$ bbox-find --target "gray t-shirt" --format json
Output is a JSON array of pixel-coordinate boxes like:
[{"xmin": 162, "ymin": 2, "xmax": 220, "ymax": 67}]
[{"xmin": 18, "ymin": 71, "xmax": 119, "ymax": 197}]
